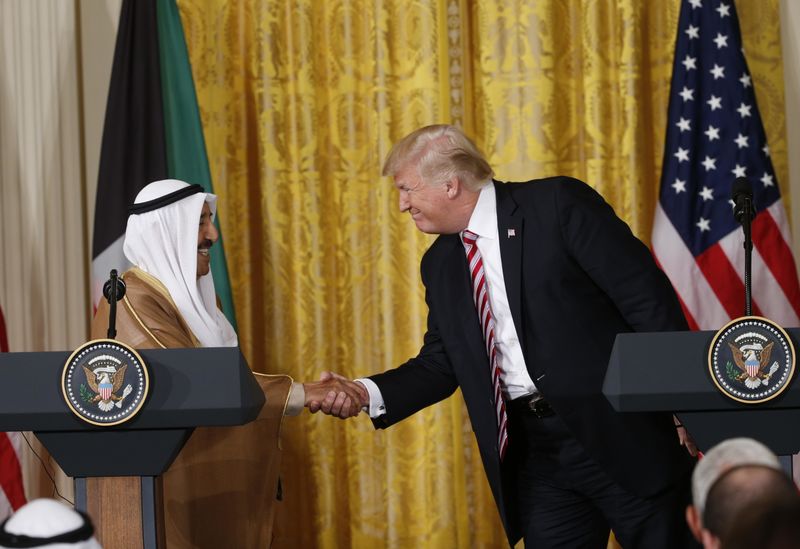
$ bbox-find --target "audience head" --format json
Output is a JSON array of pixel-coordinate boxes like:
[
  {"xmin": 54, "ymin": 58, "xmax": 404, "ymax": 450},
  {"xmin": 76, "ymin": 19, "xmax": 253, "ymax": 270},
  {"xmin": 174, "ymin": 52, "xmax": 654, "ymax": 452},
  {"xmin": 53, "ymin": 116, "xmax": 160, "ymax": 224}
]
[
  {"xmin": 721, "ymin": 491, "xmax": 800, "ymax": 549},
  {"xmin": 0, "ymin": 499, "xmax": 101, "ymax": 548},
  {"xmin": 686, "ymin": 437, "xmax": 795, "ymax": 548}
]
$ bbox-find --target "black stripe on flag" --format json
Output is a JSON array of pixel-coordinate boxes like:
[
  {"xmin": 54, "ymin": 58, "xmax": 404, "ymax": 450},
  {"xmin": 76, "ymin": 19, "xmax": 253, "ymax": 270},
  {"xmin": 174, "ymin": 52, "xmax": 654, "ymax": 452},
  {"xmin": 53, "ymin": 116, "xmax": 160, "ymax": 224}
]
[{"xmin": 92, "ymin": 0, "xmax": 167, "ymax": 259}]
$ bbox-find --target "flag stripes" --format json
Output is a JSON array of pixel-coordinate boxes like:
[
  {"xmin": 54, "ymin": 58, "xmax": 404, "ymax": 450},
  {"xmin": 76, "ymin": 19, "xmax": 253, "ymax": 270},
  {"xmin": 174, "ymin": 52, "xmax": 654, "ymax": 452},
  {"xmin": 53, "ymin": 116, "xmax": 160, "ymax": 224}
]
[
  {"xmin": 0, "ymin": 306, "xmax": 25, "ymax": 520},
  {"xmin": 653, "ymin": 0, "xmax": 800, "ymax": 330}
]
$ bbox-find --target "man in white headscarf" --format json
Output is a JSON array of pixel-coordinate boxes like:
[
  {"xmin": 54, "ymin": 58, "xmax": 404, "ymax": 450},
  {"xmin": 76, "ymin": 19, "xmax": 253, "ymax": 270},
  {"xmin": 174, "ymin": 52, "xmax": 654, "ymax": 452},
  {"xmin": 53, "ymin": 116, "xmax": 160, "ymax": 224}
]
[
  {"xmin": 116, "ymin": 177, "xmax": 239, "ymax": 348},
  {"xmin": 91, "ymin": 179, "xmax": 363, "ymax": 548},
  {"xmin": 93, "ymin": 179, "xmax": 362, "ymax": 407}
]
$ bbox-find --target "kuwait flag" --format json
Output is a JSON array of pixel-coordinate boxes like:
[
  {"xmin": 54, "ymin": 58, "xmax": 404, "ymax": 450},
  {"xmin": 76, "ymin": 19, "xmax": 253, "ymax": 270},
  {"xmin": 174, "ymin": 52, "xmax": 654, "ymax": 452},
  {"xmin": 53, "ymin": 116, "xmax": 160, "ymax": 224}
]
[{"xmin": 91, "ymin": 0, "xmax": 237, "ymax": 329}]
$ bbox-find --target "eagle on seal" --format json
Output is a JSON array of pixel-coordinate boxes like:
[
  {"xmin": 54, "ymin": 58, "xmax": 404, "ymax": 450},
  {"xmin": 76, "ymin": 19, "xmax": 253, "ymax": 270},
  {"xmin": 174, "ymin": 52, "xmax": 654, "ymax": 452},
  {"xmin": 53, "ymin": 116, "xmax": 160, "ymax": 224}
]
[
  {"xmin": 728, "ymin": 341, "xmax": 778, "ymax": 389},
  {"xmin": 82, "ymin": 364, "xmax": 132, "ymax": 411}
]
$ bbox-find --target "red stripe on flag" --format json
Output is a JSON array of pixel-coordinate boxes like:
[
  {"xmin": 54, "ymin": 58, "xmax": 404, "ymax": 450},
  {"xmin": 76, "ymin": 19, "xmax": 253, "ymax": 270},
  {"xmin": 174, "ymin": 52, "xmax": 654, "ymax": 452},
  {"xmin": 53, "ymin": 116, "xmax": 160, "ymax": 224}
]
[
  {"xmin": 0, "ymin": 434, "xmax": 25, "ymax": 511},
  {"xmin": 0, "ymin": 308, "xmax": 26, "ymax": 512},
  {"xmin": 652, "ymin": 253, "xmax": 699, "ymax": 330},
  {"xmin": 675, "ymin": 293, "xmax": 700, "ymax": 331},
  {"xmin": 0, "ymin": 307, "xmax": 7, "ymax": 353},
  {"xmin": 752, "ymin": 211, "xmax": 800, "ymax": 320},
  {"xmin": 695, "ymin": 243, "xmax": 763, "ymax": 319}
]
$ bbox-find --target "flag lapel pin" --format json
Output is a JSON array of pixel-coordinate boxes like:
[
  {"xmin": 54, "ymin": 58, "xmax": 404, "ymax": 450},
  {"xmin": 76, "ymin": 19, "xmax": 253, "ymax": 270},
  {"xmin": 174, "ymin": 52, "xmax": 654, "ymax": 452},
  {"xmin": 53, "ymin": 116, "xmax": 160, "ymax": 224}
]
[{"xmin": 507, "ymin": 229, "xmax": 516, "ymax": 238}]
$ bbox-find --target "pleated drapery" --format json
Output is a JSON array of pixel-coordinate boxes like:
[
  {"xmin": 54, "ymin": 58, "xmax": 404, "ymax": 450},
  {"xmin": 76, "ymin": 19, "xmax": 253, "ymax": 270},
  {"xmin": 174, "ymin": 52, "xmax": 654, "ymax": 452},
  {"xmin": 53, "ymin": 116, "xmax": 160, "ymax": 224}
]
[{"xmin": 176, "ymin": 1, "xmax": 787, "ymax": 547}]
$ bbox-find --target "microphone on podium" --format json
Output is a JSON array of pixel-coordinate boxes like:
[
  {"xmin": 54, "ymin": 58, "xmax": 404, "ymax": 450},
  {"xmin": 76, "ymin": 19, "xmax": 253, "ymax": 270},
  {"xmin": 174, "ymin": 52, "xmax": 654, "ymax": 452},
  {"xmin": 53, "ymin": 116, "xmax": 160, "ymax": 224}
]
[
  {"xmin": 102, "ymin": 269, "xmax": 126, "ymax": 339},
  {"xmin": 732, "ymin": 176, "xmax": 755, "ymax": 224}
]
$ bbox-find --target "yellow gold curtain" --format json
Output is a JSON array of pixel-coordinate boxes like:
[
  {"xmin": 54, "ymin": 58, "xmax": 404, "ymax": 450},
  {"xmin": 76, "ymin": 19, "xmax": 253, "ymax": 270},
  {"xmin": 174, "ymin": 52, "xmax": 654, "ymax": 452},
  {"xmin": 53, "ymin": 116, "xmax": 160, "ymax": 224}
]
[{"xmin": 176, "ymin": 1, "xmax": 787, "ymax": 547}]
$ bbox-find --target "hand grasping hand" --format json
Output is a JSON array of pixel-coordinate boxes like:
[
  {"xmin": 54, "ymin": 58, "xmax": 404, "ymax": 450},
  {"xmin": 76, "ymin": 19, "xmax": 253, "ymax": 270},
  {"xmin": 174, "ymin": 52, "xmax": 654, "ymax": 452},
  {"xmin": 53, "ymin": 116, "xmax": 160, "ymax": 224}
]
[{"xmin": 304, "ymin": 371, "xmax": 368, "ymax": 419}]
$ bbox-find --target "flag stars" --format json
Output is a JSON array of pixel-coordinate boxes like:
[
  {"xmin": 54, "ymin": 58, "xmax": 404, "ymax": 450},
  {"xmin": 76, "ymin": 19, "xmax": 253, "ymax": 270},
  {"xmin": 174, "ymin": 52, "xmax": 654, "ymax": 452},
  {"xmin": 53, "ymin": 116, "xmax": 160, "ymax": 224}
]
[
  {"xmin": 732, "ymin": 164, "xmax": 747, "ymax": 178},
  {"xmin": 707, "ymin": 95, "xmax": 722, "ymax": 110},
  {"xmin": 735, "ymin": 134, "xmax": 749, "ymax": 148},
  {"xmin": 705, "ymin": 125, "xmax": 720, "ymax": 141},
  {"xmin": 717, "ymin": 3, "xmax": 731, "ymax": 17},
  {"xmin": 679, "ymin": 86, "xmax": 695, "ymax": 101},
  {"xmin": 763, "ymin": 144, "xmax": 771, "ymax": 157},
  {"xmin": 697, "ymin": 217, "xmax": 711, "ymax": 232},
  {"xmin": 689, "ymin": 0, "xmax": 703, "ymax": 8},
  {"xmin": 685, "ymin": 24, "xmax": 700, "ymax": 39},
  {"xmin": 683, "ymin": 55, "xmax": 697, "ymax": 71},
  {"xmin": 675, "ymin": 147, "xmax": 690, "ymax": 163},
  {"xmin": 761, "ymin": 173, "xmax": 775, "ymax": 187},
  {"xmin": 699, "ymin": 186, "xmax": 714, "ymax": 201},
  {"xmin": 676, "ymin": 118, "xmax": 692, "ymax": 132},
  {"xmin": 713, "ymin": 33, "xmax": 728, "ymax": 49},
  {"xmin": 710, "ymin": 64, "xmax": 725, "ymax": 79},
  {"xmin": 737, "ymin": 102, "xmax": 752, "ymax": 118},
  {"xmin": 672, "ymin": 178, "xmax": 687, "ymax": 194},
  {"xmin": 740, "ymin": 73, "xmax": 752, "ymax": 88},
  {"xmin": 702, "ymin": 156, "xmax": 717, "ymax": 171}
]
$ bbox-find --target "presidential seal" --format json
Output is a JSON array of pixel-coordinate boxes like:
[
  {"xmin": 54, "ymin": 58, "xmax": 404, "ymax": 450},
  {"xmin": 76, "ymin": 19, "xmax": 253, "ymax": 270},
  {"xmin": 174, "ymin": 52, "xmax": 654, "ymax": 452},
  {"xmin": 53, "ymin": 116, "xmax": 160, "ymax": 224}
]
[
  {"xmin": 708, "ymin": 316, "xmax": 795, "ymax": 404},
  {"xmin": 62, "ymin": 339, "xmax": 149, "ymax": 426}
]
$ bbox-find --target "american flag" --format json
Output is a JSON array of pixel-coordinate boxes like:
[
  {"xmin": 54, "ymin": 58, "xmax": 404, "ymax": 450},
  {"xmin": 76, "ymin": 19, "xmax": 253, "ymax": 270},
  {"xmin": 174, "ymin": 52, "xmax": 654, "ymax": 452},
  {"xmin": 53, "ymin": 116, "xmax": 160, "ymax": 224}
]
[
  {"xmin": 652, "ymin": 0, "xmax": 800, "ymax": 330},
  {"xmin": 0, "ymin": 305, "xmax": 26, "ymax": 520}
]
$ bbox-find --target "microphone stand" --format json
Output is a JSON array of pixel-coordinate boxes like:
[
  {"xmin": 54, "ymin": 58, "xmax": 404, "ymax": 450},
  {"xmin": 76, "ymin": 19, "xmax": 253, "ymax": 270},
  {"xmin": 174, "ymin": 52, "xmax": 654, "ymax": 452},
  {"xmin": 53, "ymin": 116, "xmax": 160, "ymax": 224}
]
[
  {"xmin": 104, "ymin": 269, "xmax": 126, "ymax": 339},
  {"xmin": 742, "ymin": 196, "xmax": 753, "ymax": 316}
]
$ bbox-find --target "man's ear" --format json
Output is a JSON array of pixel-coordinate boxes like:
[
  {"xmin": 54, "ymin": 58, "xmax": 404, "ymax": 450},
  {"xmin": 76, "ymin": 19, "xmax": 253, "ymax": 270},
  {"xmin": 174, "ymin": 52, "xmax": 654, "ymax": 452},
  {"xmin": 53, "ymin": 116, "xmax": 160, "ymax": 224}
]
[
  {"xmin": 685, "ymin": 505, "xmax": 703, "ymax": 543},
  {"xmin": 444, "ymin": 176, "xmax": 461, "ymax": 198}
]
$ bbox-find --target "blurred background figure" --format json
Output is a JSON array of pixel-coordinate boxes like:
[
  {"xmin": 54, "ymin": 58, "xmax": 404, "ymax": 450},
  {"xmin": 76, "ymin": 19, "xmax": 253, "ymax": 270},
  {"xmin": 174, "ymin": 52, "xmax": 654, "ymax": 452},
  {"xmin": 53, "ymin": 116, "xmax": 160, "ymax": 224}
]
[
  {"xmin": 0, "ymin": 498, "xmax": 101, "ymax": 549},
  {"xmin": 721, "ymin": 491, "xmax": 800, "ymax": 549},
  {"xmin": 686, "ymin": 438, "xmax": 799, "ymax": 549}
]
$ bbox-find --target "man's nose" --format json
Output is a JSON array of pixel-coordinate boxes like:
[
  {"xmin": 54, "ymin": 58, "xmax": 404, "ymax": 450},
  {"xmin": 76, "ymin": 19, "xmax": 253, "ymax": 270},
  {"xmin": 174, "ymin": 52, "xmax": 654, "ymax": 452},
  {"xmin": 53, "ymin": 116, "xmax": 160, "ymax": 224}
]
[
  {"xmin": 206, "ymin": 221, "xmax": 219, "ymax": 242},
  {"xmin": 398, "ymin": 192, "xmax": 409, "ymax": 212}
]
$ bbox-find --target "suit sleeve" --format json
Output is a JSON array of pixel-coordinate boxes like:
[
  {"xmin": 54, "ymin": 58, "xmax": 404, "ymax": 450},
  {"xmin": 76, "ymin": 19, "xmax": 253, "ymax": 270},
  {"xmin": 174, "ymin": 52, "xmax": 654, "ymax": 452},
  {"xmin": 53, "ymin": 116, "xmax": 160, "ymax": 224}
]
[
  {"xmin": 556, "ymin": 178, "xmax": 689, "ymax": 332},
  {"xmin": 368, "ymin": 259, "xmax": 459, "ymax": 429}
]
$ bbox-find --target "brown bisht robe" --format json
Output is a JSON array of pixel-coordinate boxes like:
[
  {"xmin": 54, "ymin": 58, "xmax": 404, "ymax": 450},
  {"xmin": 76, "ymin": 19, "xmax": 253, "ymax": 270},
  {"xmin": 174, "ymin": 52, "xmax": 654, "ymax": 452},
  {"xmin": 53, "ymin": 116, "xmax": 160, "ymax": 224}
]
[{"xmin": 91, "ymin": 267, "xmax": 294, "ymax": 548}]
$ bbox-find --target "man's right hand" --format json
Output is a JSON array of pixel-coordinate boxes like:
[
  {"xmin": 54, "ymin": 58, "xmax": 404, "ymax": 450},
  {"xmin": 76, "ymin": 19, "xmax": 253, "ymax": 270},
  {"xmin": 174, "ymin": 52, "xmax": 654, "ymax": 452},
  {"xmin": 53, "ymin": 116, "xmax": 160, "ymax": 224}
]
[{"xmin": 304, "ymin": 371, "xmax": 369, "ymax": 419}]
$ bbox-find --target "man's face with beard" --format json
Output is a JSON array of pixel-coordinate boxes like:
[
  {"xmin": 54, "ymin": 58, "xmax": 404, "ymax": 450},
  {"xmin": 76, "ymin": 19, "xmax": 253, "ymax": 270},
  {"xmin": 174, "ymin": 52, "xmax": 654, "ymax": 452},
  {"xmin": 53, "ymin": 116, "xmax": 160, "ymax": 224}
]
[{"xmin": 197, "ymin": 202, "xmax": 218, "ymax": 278}]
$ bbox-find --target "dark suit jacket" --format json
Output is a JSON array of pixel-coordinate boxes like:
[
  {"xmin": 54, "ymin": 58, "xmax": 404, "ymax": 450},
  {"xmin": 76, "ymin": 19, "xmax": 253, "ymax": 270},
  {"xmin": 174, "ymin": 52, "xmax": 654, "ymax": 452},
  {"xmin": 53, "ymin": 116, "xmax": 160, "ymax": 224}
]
[{"xmin": 370, "ymin": 177, "xmax": 694, "ymax": 545}]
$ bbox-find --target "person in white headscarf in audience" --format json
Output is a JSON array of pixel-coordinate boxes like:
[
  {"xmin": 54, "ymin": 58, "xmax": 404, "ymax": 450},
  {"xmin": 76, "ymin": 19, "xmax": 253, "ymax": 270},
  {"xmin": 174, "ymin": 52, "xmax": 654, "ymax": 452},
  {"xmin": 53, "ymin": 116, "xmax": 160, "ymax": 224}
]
[{"xmin": 0, "ymin": 499, "xmax": 101, "ymax": 549}]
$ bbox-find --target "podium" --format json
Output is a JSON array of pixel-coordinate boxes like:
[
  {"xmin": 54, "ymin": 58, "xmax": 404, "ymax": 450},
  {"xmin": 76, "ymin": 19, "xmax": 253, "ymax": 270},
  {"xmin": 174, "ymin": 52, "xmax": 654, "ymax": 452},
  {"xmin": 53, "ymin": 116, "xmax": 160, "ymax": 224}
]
[
  {"xmin": 0, "ymin": 347, "xmax": 265, "ymax": 548},
  {"xmin": 603, "ymin": 329, "xmax": 800, "ymax": 455}
]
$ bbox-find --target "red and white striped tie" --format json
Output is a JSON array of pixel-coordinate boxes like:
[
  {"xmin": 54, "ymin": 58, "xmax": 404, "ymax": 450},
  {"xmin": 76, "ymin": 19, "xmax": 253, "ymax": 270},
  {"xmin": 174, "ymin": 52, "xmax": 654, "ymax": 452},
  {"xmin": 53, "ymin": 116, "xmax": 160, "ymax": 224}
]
[{"xmin": 462, "ymin": 230, "xmax": 509, "ymax": 460}]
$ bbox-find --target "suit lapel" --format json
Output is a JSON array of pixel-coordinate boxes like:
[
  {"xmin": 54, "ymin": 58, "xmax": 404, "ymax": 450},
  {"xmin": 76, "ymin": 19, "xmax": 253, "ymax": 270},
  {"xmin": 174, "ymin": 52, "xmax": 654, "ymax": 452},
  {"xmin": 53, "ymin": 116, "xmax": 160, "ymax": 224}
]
[{"xmin": 494, "ymin": 182, "xmax": 525, "ymax": 353}]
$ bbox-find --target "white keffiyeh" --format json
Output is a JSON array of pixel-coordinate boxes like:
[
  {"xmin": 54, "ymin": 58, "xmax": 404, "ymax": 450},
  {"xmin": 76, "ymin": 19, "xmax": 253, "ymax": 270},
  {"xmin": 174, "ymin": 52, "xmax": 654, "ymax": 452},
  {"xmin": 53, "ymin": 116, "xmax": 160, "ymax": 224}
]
[
  {"xmin": 0, "ymin": 499, "xmax": 102, "ymax": 549},
  {"xmin": 123, "ymin": 179, "xmax": 237, "ymax": 348}
]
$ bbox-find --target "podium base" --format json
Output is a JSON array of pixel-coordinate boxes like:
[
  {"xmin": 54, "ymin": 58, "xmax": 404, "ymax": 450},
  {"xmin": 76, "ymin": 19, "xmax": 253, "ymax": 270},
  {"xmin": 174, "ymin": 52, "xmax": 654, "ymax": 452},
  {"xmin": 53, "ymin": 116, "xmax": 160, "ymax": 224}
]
[{"xmin": 75, "ymin": 476, "xmax": 165, "ymax": 549}]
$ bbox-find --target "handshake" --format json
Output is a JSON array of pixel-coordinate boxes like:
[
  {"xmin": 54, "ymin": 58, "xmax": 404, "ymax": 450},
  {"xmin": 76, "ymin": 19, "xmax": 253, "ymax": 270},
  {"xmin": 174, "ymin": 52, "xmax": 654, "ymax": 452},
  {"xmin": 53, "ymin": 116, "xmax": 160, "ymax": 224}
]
[{"xmin": 303, "ymin": 371, "xmax": 369, "ymax": 419}]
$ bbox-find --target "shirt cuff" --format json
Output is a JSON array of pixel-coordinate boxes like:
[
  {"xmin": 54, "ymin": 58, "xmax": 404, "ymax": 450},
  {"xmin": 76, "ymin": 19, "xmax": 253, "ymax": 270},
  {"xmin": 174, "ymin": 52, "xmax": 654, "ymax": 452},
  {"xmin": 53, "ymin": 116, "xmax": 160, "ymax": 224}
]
[
  {"xmin": 354, "ymin": 378, "xmax": 386, "ymax": 418},
  {"xmin": 285, "ymin": 382, "xmax": 304, "ymax": 416}
]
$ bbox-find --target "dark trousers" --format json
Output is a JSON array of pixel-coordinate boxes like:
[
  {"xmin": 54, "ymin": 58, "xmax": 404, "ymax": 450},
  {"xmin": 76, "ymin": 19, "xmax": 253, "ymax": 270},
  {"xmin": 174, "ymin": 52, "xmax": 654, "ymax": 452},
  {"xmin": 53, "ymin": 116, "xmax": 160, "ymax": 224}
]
[{"xmin": 504, "ymin": 403, "xmax": 698, "ymax": 549}]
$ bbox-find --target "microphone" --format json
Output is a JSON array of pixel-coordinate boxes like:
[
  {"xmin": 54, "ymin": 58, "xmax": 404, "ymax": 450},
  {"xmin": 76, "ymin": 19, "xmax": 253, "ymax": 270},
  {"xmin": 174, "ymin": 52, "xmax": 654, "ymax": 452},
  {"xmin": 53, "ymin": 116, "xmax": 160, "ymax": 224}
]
[
  {"xmin": 103, "ymin": 270, "xmax": 126, "ymax": 339},
  {"xmin": 102, "ymin": 269, "xmax": 126, "ymax": 303},
  {"xmin": 732, "ymin": 177, "xmax": 755, "ymax": 223}
]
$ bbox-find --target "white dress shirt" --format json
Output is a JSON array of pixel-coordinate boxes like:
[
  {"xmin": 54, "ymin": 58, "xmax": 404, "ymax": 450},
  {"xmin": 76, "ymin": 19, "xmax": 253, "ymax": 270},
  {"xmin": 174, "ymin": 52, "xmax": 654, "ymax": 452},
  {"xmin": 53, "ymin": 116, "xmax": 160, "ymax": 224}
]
[{"xmin": 358, "ymin": 183, "xmax": 536, "ymax": 417}]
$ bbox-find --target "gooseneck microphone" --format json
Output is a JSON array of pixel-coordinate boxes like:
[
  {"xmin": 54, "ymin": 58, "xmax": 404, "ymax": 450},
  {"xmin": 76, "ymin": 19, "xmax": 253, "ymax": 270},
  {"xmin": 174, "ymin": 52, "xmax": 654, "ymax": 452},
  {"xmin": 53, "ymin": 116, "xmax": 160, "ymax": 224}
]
[
  {"xmin": 732, "ymin": 176, "xmax": 755, "ymax": 223},
  {"xmin": 731, "ymin": 177, "xmax": 754, "ymax": 315},
  {"xmin": 103, "ymin": 269, "xmax": 127, "ymax": 339}
]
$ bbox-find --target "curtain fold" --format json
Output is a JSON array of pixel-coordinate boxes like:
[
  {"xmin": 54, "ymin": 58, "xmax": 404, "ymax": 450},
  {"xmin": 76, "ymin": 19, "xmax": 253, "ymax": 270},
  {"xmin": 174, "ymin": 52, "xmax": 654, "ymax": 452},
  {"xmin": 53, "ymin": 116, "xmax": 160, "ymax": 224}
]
[{"xmin": 176, "ymin": 1, "xmax": 787, "ymax": 547}]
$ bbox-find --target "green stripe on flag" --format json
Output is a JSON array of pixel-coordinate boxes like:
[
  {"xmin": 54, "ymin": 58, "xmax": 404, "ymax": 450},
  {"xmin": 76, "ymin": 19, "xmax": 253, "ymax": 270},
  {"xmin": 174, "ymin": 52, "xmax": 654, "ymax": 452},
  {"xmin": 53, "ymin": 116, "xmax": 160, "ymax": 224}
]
[{"xmin": 156, "ymin": 0, "xmax": 238, "ymax": 331}]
